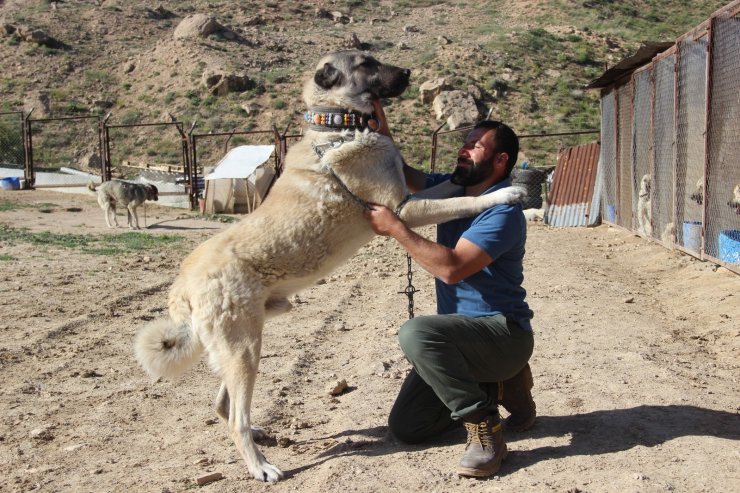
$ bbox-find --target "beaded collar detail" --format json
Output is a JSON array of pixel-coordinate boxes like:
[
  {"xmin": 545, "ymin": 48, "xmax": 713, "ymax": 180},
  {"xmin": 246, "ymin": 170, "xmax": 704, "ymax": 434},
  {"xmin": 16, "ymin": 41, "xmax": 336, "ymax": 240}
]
[{"xmin": 304, "ymin": 107, "xmax": 380, "ymax": 132}]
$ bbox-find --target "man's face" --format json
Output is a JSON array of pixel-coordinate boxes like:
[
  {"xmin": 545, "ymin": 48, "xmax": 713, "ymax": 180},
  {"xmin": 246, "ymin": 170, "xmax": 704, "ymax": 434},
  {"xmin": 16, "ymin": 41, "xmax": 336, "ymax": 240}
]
[{"xmin": 451, "ymin": 128, "xmax": 503, "ymax": 186}]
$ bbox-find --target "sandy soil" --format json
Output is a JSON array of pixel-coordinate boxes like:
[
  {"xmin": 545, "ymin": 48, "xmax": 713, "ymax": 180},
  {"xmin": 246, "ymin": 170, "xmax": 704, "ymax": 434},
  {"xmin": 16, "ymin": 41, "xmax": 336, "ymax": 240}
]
[{"xmin": 1, "ymin": 189, "xmax": 738, "ymax": 493}]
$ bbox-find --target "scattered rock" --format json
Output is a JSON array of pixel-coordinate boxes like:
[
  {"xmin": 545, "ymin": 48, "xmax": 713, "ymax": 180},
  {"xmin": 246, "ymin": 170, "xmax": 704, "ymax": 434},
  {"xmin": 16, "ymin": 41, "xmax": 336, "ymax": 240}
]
[
  {"xmin": 173, "ymin": 14, "xmax": 222, "ymax": 40},
  {"xmin": 432, "ymin": 90, "xmax": 479, "ymax": 129},
  {"xmin": 419, "ymin": 78, "xmax": 452, "ymax": 104},
  {"xmin": 194, "ymin": 472, "xmax": 223, "ymax": 486},
  {"xmin": 327, "ymin": 378, "xmax": 348, "ymax": 396},
  {"xmin": 30, "ymin": 427, "xmax": 55, "ymax": 441},
  {"xmin": 344, "ymin": 32, "xmax": 363, "ymax": 49}
]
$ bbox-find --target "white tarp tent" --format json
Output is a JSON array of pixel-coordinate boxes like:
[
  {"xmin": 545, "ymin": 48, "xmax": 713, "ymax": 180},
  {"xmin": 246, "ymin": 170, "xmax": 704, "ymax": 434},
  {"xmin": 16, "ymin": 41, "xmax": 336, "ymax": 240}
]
[{"xmin": 203, "ymin": 145, "xmax": 276, "ymax": 214}]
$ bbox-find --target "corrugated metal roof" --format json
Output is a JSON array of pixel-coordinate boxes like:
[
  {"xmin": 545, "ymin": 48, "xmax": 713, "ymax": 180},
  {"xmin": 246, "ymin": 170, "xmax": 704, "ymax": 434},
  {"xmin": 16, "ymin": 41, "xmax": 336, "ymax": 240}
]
[
  {"xmin": 586, "ymin": 42, "xmax": 674, "ymax": 89},
  {"xmin": 544, "ymin": 141, "xmax": 600, "ymax": 227}
]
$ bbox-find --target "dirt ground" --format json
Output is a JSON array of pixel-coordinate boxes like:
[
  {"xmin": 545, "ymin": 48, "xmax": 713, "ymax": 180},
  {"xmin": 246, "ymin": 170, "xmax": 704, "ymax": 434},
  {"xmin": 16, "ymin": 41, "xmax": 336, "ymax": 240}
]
[{"xmin": 0, "ymin": 189, "xmax": 738, "ymax": 493}]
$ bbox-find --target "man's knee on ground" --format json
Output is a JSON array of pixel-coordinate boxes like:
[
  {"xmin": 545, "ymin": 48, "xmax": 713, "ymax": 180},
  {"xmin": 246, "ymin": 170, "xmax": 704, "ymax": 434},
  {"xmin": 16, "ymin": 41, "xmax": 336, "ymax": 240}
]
[
  {"xmin": 398, "ymin": 316, "xmax": 439, "ymax": 361},
  {"xmin": 388, "ymin": 406, "xmax": 426, "ymax": 444}
]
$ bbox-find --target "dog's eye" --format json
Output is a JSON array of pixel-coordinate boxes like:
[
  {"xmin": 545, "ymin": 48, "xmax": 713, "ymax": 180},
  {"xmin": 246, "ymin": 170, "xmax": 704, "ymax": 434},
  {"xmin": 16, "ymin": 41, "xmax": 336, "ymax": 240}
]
[{"xmin": 358, "ymin": 59, "xmax": 377, "ymax": 69}]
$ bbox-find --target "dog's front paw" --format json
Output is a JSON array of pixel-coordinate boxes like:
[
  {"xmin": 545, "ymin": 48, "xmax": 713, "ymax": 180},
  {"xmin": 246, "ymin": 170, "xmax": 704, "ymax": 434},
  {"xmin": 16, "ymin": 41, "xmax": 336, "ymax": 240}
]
[
  {"xmin": 492, "ymin": 185, "xmax": 527, "ymax": 204},
  {"xmin": 249, "ymin": 459, "xmax": 284, "ymax": 482}
]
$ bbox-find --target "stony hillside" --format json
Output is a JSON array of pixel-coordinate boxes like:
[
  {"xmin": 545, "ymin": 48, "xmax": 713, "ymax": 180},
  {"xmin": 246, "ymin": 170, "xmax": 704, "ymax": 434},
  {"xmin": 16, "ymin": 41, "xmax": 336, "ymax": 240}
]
[{"xmin": 0, "ymin": 0, "xmax": 727, "ymax": 171}]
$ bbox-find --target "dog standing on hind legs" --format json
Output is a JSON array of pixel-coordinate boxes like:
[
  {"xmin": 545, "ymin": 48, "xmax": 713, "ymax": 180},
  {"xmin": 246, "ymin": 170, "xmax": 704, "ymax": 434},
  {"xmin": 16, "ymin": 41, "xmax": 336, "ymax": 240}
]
[
  {"xmin": 88, "ymin": 179, "xmax": 159, "ymax": 229},
  {"xmin": 134, "ymin": 51, "xmax": 526, "ymax": 483}
]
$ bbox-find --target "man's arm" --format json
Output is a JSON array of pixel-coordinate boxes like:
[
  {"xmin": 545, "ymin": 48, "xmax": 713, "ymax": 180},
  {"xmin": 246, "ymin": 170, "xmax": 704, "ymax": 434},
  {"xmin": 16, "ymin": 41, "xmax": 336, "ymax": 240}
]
[
  {"xmin": 372, "ymin": 99, "xmax": 427, "ymax": 193},
  {"xmin": 364, "ymin": 205, "xmax": 492, "ymax": 284}
]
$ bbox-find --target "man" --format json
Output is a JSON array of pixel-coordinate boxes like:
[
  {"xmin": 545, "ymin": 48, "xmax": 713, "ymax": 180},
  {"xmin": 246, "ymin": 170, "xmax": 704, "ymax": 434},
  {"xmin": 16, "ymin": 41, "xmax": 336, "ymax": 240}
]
[{"xmin": 364, "ymin": 107, "xmax": 536, "ymax": 478}]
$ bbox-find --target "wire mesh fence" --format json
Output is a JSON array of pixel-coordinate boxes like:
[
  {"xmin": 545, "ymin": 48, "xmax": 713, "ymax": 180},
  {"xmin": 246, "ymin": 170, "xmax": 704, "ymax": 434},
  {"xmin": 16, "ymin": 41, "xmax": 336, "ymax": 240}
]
[
  {"xmin": 28, "ymin": 116, "xmax": 102, "ymax": 188},
  {"xmin": 0, "ymin": 112, "xmax": 25, "ymax": 171},
  {"xmin": 632, "ymin": 68, "xmax": 653, "ymax": 237},
  {"xmin": 616, "ymin": 83, "xmax": 633, "ymax": 229},
  {"xmin": 652, "ymin": 52, "xmax": 677, "ymax": 244},
  {"xmin": 104, "ymin": 122, "xmax": 189, "ymax": 208},
  {"xmin": 705, "ymin": 12, "xmax": 740, "ymax": 266},
  {"xmin": 600, "ymin": 92, "xmax": 618, "ymax": 224},
  {"xmin": 675, "ymin": 34, "xmax": 708, "ymax": 255},
  {"xmin": 597, "ymin": 1, "xmax": 739, "ymax": 273}
]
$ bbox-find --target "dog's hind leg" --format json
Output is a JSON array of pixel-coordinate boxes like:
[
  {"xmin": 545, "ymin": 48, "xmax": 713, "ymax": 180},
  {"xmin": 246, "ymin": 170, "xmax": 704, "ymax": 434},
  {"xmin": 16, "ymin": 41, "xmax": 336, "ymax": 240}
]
[
  {"xmin": 214, "ymin": 383, "xmax": 269, "ymax": 441},
  {"xmin": 211, "ymin": 314, "xmax": 283, "ymax": 482},
  {"xmin": 103, "ymin": 203, "xmax": 117, "ymax": 228}
]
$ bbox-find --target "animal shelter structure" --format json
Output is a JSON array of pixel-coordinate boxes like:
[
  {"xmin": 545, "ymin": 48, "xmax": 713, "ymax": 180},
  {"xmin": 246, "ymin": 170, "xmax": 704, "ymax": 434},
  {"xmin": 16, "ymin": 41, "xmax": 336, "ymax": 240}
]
[
  {"xmin": 590, "ymin": 0, "xmax": 740, "ymax": 273},
  {"xmin": 202, "ymin": 145, "xmax": 277, "ymax": 214}
]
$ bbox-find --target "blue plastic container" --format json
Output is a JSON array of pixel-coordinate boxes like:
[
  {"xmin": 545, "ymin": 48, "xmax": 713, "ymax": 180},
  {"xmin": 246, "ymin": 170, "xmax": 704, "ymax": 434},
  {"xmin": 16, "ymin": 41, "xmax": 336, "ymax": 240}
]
[
  {"xmin": 605, "ymin": 204, "xmax": 616, "ymax": 223},
  {"xmin": 682, "ymin": 221, "xmax": 702, "ymax": 251},
  {"xmin": 0, "ymin": 177, "xmax": 21, "ymax": 190},
  {"xmin": 718, "ymin": 230, "xmax": 740, "ymax": 265}
]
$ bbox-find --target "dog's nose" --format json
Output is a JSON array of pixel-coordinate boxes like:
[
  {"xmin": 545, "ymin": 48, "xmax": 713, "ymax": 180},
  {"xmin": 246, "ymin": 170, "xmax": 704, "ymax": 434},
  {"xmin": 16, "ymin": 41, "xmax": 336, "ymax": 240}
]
[{"xmin": 403, "ymin": 69, "xmax": 411, "ymax": 78}]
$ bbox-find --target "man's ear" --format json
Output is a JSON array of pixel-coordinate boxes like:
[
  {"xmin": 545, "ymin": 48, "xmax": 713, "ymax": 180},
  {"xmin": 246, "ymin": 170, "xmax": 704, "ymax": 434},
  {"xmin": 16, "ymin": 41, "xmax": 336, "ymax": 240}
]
[{"xmin": 314, "ymin": 62, "xmax": 343, "ymax": 89}]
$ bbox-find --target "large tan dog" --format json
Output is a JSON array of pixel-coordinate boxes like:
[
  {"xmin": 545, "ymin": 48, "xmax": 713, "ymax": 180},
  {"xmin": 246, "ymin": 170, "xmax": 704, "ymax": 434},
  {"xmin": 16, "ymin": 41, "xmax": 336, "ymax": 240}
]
[{"xmin": 135, "ymin": 51, "xmax": 525, "ymax": 482}]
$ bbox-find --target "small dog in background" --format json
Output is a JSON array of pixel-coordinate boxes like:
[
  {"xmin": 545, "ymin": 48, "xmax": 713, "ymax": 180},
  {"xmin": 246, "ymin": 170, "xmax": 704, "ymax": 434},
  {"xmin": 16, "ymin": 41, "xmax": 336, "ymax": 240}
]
[
  {"xmin": 661, "ymin": 221, "xmax": 675, "ymax": 244},
  {"xmin": 637, "ymin": 173, "xmax": 652, "ymax": 236},
  {"xmin": 88, "ymin": 179, "xmax": 158, "ymax": 229},
  {"xmin": 728, "ymin": 184, "xmax": 740, "ymax": 214},
  {"xmin": 690, "ymin": 178, "xmax": 704, "ymax": 205},
  {"xmin": 690, "ymin": 179, "xmax": 740, "ymax": 214}
]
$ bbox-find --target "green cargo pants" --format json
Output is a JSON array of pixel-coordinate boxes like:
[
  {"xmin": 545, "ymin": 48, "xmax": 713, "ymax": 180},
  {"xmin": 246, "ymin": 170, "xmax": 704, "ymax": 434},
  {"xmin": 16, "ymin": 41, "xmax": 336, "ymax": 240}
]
[{"xmin": 388, "ymin": 313, "xmax": 533, "ymax": 444}]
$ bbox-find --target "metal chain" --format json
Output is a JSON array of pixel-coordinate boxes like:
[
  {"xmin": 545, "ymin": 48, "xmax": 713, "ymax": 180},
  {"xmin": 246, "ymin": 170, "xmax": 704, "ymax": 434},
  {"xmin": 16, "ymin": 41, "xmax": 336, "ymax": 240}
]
[{"xmin": 398, "ymin": 253, "xmax": 418, "ymax": 319}]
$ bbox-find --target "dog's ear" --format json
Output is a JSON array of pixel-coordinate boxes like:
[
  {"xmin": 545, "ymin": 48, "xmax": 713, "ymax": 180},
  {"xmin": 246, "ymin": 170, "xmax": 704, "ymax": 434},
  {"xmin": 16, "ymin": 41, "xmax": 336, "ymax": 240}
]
[{"xmin": 314, "ymin": 62, "xmax": 343, "ymax": 90}]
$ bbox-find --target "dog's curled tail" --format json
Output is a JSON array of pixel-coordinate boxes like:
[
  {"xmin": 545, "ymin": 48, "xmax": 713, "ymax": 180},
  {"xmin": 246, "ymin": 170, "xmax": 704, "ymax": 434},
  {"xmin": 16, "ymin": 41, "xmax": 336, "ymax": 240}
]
[
  {"xmin": 87, "ymin": 180, "xmax": 97, "ymax": 192},
  {"xmin": 135, "ymin": 318, "xmax": 203, "ymax": 379}
]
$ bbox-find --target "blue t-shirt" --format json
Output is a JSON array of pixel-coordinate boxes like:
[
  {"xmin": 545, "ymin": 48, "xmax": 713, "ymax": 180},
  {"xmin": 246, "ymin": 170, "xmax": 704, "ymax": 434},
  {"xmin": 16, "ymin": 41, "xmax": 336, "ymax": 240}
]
[{"xmin": 426, "ymin": 173, "xmax": 533, "ymax": 331}]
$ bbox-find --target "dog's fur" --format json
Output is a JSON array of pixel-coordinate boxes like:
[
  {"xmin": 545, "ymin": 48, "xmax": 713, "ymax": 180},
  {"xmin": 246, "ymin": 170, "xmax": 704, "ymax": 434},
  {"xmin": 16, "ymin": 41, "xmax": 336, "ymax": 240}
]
[
  {"xmin": 88, "ymin": 179, "xmax": 158, "ymax": 229},
  {"xmin": 637, "ymin": 173, "xmax": 652, "ymax": 237},
  {"xmin": 690, "ymin": 178, "xmax": 704, "ymax": 205},
  {"xmin": 728, "ymin": 184, "xmax": 740, "ymax": 214},
  {"xmin": 134, "ymin": 51, "xmax": 525, "ymax": 482}
]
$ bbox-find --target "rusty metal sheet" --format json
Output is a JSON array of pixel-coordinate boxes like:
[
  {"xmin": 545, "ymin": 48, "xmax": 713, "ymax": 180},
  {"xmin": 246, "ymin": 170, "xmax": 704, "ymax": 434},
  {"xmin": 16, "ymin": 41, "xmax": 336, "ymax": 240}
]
[{"xmin": 544, "ymin": 141, "xmax": 601, "ymax": 227}]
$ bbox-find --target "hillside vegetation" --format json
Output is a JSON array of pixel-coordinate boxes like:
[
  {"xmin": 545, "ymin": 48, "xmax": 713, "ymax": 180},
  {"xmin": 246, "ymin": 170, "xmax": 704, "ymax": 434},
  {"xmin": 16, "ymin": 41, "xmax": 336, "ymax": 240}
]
[{"xmin": 0, "ymin": 0, "xmax": 727, "ymax": 171}]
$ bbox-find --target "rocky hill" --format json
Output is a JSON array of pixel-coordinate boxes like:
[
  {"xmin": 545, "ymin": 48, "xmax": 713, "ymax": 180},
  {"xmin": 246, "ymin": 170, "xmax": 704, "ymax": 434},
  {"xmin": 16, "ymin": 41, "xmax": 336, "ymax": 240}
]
[{"xmin": 0, "ymin": 0, "xmax": 727, "ymax": 171}]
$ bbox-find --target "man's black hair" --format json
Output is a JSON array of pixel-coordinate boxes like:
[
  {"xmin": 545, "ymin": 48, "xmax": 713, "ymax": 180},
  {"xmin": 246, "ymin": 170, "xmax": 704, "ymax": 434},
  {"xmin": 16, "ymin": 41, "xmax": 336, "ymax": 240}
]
[{"xmin": 474, "ymin": 120, "xmax": 519, "ymax": 176}]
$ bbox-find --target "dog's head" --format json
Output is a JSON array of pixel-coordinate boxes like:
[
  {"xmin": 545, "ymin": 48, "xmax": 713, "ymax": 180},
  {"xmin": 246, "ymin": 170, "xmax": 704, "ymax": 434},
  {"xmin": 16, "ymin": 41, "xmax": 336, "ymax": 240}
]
[
  {"xmin": 639, "ymin": 173, "xmax": 651, "ymax": 197},
  {"xmin": 303, "ymin": 51, "xmax": 411, "ymax": 114},
  {"xmin": 146, "ymin": 184, "xmax": 159, "ymax": 201},
  {"xmin": 690, "ymin": 178, "xmax": 704, "ymax": 205}
]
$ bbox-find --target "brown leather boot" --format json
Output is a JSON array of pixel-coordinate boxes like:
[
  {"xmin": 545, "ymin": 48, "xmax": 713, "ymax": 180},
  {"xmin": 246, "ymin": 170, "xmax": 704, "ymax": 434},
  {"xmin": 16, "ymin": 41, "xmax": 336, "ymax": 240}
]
[
  {"xmin": 457, "ymin": 413, "xmax": 508, "ymax": 477},
  {"xmin": 498, "ymin": 363, "xmax": 536, "ymax": 431}
]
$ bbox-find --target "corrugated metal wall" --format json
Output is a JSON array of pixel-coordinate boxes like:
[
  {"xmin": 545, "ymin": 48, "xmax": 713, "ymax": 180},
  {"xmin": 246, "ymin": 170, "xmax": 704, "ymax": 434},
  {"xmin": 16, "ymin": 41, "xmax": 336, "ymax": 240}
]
[{"xmin": 544, "ymin": 141, "xmax": 600, "ymax": 227}]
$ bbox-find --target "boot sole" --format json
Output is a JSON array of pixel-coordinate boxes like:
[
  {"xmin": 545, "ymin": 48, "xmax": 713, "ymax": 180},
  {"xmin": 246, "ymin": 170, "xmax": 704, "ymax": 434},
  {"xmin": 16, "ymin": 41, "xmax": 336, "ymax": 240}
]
[{"xmin": 456, "ymin": 445, "xmax": 508, "ymax": 478}]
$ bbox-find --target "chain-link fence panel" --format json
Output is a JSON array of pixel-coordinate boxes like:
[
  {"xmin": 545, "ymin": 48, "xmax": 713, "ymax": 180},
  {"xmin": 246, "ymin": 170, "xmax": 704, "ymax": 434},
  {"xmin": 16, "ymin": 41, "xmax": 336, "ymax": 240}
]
[
  {"xmin": 0, "ymin": 112, "xmax": 25, "ymax": 172},
  {"xmin": 652, "ymin": 53, "xmax": 677, "ymax": 245},
  {"xmin": 705, "ymin": 13, "xmax": 740, "ymax": 268},
  {"xmin": 105, "ymin": 123, "xmax": 189, "ymax": 208},
  {"xmin": 616, "ymin": 83, "xmax": 634, "ymax": 229},
  {"xmin": 675, "ymin": 35, "xmax": 708, "ymax": 255},
  {"xmin": 600, "ymin": 91, "xmax": 618, "ymax": 223},
  {"xmin": 29, "ymin": 116, "xmax": 102, "ymax": 188},
  {"xmin": 632, "ymin": 68, "xmax": 653, "ymax": 237}
]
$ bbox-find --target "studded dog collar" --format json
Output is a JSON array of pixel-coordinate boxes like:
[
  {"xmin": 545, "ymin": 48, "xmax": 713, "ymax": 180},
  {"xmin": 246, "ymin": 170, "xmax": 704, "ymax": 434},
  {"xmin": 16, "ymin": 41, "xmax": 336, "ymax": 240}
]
[{"xmin": 305, "ymin": 106, "xmax": 380, "ymax": 132}]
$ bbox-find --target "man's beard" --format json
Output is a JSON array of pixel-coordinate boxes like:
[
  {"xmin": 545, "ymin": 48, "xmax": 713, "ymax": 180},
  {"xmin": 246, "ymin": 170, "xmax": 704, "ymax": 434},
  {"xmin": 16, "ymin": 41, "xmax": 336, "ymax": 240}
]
[{"xmin": 450, "ymin": 158, "xmax": 491, "ymax": 186}]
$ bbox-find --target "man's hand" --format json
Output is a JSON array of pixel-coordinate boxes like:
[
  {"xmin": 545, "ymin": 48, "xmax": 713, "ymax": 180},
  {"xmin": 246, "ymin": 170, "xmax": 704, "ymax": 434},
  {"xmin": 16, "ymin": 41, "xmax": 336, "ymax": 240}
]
[{"xmin": 364, "ymin": 204, "xmax": 405, "ymax": 237}]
